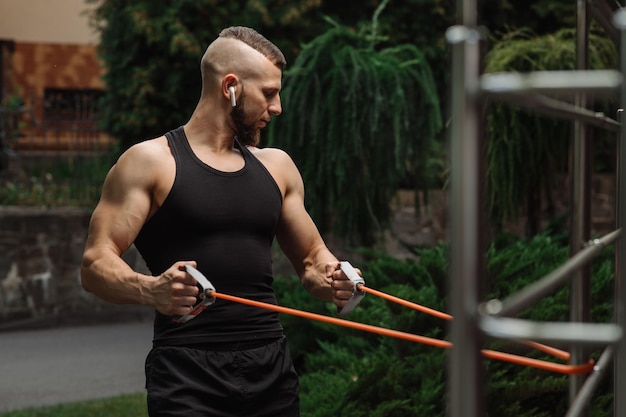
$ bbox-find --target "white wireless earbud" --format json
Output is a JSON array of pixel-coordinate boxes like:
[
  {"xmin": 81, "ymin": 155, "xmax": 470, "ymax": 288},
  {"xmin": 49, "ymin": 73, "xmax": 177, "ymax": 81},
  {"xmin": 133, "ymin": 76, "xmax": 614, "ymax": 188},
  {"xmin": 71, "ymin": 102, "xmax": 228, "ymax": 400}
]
[{"xmin": 228, "ymin": 86, "xmax": 236, "ymax": 107}]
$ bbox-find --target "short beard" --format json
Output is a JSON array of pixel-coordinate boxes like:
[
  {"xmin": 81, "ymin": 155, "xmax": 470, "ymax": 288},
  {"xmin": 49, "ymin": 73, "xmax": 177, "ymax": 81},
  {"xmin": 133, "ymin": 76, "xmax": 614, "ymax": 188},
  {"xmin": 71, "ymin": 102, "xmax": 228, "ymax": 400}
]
[{"xmin": 230, "ymin": 96, "xmax": 261, "ymax": 147}]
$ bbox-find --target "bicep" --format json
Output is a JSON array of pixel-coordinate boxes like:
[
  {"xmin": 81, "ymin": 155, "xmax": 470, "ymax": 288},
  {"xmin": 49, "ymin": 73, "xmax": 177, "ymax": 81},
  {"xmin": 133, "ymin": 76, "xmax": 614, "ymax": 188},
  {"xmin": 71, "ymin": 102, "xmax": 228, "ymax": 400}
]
[{"xmin": 85, "ymin": 153, "xmax": 154, "ymax": 256}]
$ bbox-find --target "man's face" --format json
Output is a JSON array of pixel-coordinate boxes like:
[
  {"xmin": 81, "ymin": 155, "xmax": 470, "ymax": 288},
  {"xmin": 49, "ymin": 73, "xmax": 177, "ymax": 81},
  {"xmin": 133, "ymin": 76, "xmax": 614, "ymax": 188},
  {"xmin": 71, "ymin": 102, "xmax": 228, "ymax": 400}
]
[{"xmin": 230, "ymin": 91, "xmax": 261, "ymax": 146}]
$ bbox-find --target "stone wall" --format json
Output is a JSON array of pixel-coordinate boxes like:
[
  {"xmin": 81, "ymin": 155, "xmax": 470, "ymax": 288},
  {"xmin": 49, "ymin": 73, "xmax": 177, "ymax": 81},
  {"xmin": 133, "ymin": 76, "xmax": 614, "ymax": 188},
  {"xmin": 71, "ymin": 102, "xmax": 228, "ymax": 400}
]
[{"xmin": 0, "ymin": 206, "xmax": 149, "ymax": 327}]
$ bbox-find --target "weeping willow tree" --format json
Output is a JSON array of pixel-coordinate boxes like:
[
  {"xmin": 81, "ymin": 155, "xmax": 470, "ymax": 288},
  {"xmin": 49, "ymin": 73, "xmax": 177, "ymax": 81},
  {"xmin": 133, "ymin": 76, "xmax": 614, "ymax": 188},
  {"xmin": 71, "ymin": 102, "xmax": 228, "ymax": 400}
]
[
  {"xmin": 484, "ymin": 28, "xmax": 617, "ymax": 235},
  {"xmin": 267, "ymin": 0, "xmax": 442, "ymax": 245}
]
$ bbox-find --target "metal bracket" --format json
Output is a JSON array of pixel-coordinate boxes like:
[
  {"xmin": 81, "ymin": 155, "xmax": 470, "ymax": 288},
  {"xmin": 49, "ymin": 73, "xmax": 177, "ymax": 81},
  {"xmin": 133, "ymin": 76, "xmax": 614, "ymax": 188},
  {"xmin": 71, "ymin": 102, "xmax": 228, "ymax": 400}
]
[
  {"xmin": 337, "ymin": 261, "xmax": 365, "ymax": 316},
  {"xmin": 174, "ymin": 265, "xmax": 216, "ymax": 323}
]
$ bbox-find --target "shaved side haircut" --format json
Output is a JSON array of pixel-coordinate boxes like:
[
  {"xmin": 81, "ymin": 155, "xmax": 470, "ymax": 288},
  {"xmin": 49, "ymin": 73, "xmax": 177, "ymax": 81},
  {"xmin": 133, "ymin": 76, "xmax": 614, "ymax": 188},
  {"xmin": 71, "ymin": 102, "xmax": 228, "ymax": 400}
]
[{"xmin": 218, "ymin": 26, "xmax": 287, "ymax": 70}]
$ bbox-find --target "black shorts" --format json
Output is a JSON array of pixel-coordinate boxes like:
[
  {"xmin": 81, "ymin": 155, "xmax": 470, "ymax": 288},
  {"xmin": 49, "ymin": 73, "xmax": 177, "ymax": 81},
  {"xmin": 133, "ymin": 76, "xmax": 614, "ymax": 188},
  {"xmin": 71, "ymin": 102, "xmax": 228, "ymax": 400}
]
[{"xmin": 145, "ymin": 336, "xmax": 300, "ymax": 417}]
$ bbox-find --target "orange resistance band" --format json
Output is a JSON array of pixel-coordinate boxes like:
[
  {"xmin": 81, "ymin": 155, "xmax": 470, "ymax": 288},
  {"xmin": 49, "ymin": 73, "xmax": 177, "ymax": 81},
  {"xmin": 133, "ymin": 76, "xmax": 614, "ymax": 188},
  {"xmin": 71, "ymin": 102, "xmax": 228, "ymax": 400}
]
[
  {"xmin": 359, "ymin": 285, "xmax": 453, "ymax": 320},
  {"xmin": 523, "ymin": 341, "xmax": 571, "ymax": 361},
  {"xmin": 482, "ymin": 350, "xmax": 593, "ymax": 375},
  {"xmin": 360, "ymin": 285, "xmax": 572, "ymax": 362},
  {"xmin": 213, "ymin": 291, "xmax": 451, "ymax": 349},
  {"xmin": 210, "ymin": 291, "xmax": 593, "ymax": 375}
]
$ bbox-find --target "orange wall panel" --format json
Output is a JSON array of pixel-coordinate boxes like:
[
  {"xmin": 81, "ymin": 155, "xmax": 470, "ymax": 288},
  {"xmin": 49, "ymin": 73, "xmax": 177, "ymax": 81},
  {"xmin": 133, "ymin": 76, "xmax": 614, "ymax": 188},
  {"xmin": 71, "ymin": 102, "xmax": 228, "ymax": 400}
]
[{"xmin": 12, "ymin": 42, "xmax": 104, "ymax": 98}]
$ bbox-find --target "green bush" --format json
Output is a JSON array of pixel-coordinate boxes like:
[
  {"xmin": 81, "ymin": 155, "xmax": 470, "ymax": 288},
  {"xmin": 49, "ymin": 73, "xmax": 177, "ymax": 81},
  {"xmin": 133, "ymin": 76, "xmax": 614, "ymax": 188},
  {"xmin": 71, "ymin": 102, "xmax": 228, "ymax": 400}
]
[
  {"xmin": 274, "ymin": 231, "xmax": 615, "ymax": 416},
  {"xmin": 0, "ymin": 153, "xmax": 115, "ymax": 208}
]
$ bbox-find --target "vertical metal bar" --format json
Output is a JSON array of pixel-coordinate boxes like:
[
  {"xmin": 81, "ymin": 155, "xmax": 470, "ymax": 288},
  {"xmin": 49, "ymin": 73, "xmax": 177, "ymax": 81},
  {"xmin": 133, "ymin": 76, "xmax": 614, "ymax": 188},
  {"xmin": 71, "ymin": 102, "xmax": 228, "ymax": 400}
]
[
  {"xmin": 447, "ymin": 1, "xmax": 484, "ymax": 414},
  {"xmin": 459, "ymin": 0, "xmax": 477, "ymax": 25},
  {"xmin": 570, "ymin": 1, "xmax": 592, "ymax": 413},
  {"xmin": 615, "ymin": 10, "xmax": 626, "ymax": 417}
]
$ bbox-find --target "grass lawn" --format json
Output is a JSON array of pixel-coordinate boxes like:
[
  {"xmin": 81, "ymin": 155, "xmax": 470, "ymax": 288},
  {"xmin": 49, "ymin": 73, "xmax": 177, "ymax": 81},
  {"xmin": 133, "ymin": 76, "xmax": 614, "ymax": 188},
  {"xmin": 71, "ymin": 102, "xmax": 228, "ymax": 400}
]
[{"xmin": 0, "ymin": 393, "xmax": 147, "ymax": 417}]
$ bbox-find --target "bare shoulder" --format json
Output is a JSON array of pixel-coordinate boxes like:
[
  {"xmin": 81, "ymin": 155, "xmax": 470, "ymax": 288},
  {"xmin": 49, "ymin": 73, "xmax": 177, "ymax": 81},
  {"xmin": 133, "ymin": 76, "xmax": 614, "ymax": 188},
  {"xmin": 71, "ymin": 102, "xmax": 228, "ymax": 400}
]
[
  {"xmin": 249, "ymin": 146, "xmax": 301, "ymax": 188},
  {"xmin": 117, "ymin": 136, "xmax": 170, "ymax": 168},
  {"xmin": 248, "ymin": 146, "xmax": 300, "ymax": 176},
  {"xmin": 100, "ymin": 136, "xmax": 172, "ymax": 201},
  {"xmin": 109, "ymin": 136, "xmax": 168, "ymax": 178},
  {"xmin": 248, "ymin": 146, "xmax": 293, "ymax": 164}
]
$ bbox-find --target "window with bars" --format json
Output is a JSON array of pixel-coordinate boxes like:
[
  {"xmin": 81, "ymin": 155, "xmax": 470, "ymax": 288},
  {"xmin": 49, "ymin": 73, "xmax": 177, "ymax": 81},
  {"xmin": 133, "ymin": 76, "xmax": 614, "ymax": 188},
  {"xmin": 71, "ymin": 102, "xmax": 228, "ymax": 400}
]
[{"xmin": 42, "ymin": 88, "xmax": 103, "ymax": 131}]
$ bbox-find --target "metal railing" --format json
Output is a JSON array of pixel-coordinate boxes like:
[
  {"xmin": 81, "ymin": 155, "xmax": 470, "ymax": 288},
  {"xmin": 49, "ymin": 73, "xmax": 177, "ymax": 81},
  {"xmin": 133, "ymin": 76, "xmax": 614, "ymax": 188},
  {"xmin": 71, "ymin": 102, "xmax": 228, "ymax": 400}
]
[
  {"xmin": 0, "ymin": 91, "xmax": 116, "ymax": 207},
  {"xmin": 447, "ymin": 1, "xmax": 625, "ymax": 416}
]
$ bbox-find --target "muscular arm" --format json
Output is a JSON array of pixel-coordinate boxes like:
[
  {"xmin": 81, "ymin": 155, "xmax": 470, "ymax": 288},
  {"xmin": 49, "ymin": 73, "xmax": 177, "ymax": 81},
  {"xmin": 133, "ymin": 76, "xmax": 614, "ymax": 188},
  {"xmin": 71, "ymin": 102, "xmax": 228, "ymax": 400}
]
[
  {"xmin": 276, "ymin": 188, "xmax": 337, "ymax": 301},
  {"xmin": 267, "ymin": 150, "xmax": 354, "ymax": 303},
  {"xmin": 80, "ymin": 140, "xmax": 198, "ymax": 316}
]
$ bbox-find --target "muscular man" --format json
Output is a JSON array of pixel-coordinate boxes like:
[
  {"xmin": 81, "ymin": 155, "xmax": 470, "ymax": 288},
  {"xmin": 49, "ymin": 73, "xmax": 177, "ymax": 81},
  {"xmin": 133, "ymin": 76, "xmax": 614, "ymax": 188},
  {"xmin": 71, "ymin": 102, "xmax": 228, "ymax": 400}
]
[{"xmin": 81, "ymin": 26, "xmax": 359, "ymax": 416}]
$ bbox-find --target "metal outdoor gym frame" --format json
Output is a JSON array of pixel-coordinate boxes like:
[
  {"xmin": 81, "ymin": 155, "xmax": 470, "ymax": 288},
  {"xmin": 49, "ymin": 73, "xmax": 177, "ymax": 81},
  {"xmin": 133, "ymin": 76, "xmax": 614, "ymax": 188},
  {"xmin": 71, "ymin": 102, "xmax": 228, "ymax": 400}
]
[{"xmin": 446, "ymin": 1, "xmax": 626, "ymax": 416}]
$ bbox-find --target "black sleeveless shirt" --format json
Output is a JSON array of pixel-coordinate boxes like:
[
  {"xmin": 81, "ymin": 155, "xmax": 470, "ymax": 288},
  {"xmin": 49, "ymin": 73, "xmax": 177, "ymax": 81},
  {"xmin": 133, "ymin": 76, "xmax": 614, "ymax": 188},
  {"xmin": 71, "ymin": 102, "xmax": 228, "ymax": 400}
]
[{"xmin": 134, "ymin": 126, "xmax": 284, "ymax": 346}]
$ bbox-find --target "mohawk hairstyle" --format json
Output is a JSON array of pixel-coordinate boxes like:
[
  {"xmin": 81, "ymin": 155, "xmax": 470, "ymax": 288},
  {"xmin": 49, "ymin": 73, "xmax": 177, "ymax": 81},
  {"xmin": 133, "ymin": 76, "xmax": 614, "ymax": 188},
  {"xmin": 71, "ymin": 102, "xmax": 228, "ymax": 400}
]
[{"xmin": 219, "ymin": 26, "xmax": 287, "ymax": 70}]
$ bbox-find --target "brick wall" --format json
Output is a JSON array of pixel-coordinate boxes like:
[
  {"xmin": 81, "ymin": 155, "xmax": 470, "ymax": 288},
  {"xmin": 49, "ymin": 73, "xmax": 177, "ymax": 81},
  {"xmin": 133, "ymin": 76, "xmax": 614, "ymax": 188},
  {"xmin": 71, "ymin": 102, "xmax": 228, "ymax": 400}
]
[{"xmin": 12, "ymin": 41, "xmax": 104, "ymax": 98}]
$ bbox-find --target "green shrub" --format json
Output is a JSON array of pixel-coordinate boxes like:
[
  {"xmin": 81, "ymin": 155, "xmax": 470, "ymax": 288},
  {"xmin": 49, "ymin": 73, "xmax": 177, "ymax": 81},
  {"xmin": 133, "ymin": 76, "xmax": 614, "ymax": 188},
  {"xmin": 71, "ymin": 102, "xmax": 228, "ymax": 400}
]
[{"xmin": 274, "ymin": 231, "xmax": 615, "ymax": 417}]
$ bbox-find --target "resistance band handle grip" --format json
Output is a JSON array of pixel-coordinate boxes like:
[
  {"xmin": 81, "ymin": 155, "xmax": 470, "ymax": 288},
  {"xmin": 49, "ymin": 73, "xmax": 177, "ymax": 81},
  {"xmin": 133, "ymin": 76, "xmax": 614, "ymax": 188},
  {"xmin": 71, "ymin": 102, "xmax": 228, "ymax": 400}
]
[
  {"xmin": 337, "ymin": 261, "xmax": 366, "ymax": 316},
  {"xmin": 173, "ymin": 265, "xmax": 217, "ymax": 323}
]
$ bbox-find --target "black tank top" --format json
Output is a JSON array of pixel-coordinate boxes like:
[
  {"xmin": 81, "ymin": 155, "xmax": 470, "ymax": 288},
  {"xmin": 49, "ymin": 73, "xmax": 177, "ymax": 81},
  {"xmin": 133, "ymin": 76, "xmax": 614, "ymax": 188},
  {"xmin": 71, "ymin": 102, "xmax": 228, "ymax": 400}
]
[{"xmin": 134, "ymin": 126, "xmax": 284, "ymax": 346}]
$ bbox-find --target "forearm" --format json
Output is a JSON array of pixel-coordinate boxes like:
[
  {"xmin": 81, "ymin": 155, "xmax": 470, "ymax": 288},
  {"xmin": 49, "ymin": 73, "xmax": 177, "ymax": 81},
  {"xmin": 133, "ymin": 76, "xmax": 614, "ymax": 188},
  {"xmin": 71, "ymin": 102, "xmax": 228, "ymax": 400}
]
[
  {"xmin": 81, "ymin": 247, "xmax": 155, "ymax": 307},
  {"xmin": 300, "ymin": 245, "xmax": 338, "ymax": 301}
]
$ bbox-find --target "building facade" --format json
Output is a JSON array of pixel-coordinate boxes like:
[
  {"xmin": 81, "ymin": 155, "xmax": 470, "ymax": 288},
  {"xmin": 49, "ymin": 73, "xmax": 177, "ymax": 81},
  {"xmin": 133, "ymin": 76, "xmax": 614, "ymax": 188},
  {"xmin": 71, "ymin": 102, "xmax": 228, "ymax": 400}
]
[{"xmin": 0, "ymin": 0, "xmax": 108, "ymax": 151}]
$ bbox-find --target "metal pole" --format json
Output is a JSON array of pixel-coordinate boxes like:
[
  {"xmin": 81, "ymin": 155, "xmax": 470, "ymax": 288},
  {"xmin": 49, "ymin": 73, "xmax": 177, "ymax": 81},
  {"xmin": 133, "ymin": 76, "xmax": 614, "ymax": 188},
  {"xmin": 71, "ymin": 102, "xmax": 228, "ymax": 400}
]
[
  {"xmin": 480, "ymin": 316, "xmax": 621, "ymax": 345},
  {"xmin": 446, "ymin": 16, "xmax": 485, "ymax": 417},
  {"xmin": 480, "ymin": 69, "xmax": 621, "ymax": 96},
  {"xmin": 587, "ymin": 0, "xmax": 620, "ymax": 43},
  {"xmin": 571, "ymin": 1, "xmax": 592, "ymax": 411},
  {"xmin": 566, "ymin": 347, "xmax": 614, "ymax": 417},
  {"xmin": 613, "ymin": 10, "xmax": 626, "ymax": 417},
  {"xmin": 478, "ymin": 89, "xmax": 621, "ymax": 132},
  {"xmin": 481, "ymin": 230, "xmax": 621, "ymax": 317}
]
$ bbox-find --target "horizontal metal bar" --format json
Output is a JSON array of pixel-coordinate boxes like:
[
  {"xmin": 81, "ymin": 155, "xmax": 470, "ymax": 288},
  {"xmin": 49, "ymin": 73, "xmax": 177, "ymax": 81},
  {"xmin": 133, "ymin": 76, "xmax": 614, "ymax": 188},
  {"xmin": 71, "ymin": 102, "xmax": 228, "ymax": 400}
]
[
  {"xmin": 565, "ymin": 347, "xmax": 614, "ymax": 417},
  {"xmin": 481, "ymin": 229, "xmax": 622, "ymax": 317},
  {"xmin": 480, "ymin": 70, "xmax": 621, "ymax": 97},
  {"xmin": 480, "ymin": 316, "xmax": 622, "ymax": 346},
  {"xmin": 483, "ymin": 91, "xmax": 621, "ymax": 132}
]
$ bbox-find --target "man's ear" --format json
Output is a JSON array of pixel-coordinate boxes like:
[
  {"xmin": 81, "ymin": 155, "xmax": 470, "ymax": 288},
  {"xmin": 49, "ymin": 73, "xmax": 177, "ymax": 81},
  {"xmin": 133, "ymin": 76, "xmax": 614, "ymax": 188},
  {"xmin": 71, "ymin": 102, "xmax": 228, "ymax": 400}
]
[{"xmin": 223, "ymin": 74, "xmax": 238, "ymax": 107}]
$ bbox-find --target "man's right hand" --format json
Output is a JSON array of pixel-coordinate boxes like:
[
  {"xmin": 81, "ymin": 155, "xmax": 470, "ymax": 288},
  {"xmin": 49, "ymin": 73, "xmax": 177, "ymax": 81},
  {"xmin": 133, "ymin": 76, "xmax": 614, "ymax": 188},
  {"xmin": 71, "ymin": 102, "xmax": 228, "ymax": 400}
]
[{"xmin": 150, "ymin": 261, "xmax": 200, "ymax": 316}]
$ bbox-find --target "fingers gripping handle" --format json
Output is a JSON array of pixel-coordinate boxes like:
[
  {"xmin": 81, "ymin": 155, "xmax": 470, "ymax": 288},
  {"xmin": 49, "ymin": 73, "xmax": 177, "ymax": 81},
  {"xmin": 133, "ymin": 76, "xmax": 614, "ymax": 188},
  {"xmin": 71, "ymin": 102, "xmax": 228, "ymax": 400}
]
[
  {"xmin": 337, "ymin": 261, "xmax": 365, "ymax": 316},
  {"xmin": 174, "ymin": 265, "xmax": 216, "ymax": 323}
]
